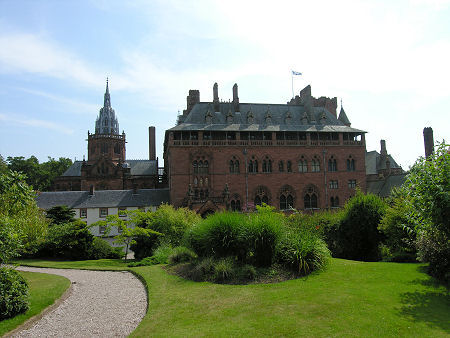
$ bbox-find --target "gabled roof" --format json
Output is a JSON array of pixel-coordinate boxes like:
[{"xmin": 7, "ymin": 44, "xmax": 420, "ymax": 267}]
[
  {"xmin": 36, "ymin": 189, "xmax": 170, "ymax": 209},
  {"xmin": 170, "ymin": 102, "xmax": 365, "ymax": 133},
  {"xmin": 61, "ymin": 160, "xmax": 157, "ymax": 177},
  {"xmin": 338, "ymin": 106, "xmax": 351, "ymax": 126},
  {"xmin": 366, "ymin": 174, "xmax": 407, "ymax": 197}
]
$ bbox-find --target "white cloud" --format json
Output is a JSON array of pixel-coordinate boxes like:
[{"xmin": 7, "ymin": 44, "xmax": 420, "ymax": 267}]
[{"xmin": 0, "ymin": 113, "xmax": 74, "ymax": 135}]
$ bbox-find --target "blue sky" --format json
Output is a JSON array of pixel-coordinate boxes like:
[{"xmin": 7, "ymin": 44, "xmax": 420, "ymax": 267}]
[{"xmin": 0, "ymin": 0, "xmax": 449, "ymax": 169}]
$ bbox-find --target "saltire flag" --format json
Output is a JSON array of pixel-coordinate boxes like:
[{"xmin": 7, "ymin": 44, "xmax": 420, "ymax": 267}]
[{"xmin": 292, "ymin": 70, "xmax": 302, "ymax": 76}]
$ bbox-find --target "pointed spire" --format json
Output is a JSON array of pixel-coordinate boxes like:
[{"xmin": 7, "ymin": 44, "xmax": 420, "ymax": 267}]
[
  {"xmin": 338, "ymin": 99, "xmax": 351, "ymax": 126},
  {"xmin": 104, "ymin": 77, "xmax": 111, "ymax": 108}
]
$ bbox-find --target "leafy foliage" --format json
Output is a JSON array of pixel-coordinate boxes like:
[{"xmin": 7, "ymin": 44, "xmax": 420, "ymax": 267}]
[
  {"xmin": 5, "ymin": 156, "xmax": 72, "ymax": 191},
  {"xmin": 0, "ymin": 268, "xmax": 29, "ymax": 320},
  {"xmin": 46, "ymin": 206, "xmax": 76, "ymax": 225},
  {"xmin": 88, "ymin": 237, "xmax": 123, "ymax": 260},
  {"xmin": 168, "ymin": 246, "xmax": 197, "ymax": 264}
]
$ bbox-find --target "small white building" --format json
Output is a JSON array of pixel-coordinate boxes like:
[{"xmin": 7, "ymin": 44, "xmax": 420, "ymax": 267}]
[{"xmin": 36, "ymin": 188, "xmax": 170, "ymax": 246}]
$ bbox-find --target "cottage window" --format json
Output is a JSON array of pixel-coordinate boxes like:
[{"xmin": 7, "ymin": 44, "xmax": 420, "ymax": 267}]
[
  {"xmin": 99, "ymin": 208, "xmax": 108, "ymax": 218},
  {"xmin": 80, "ymin": 208, "xmax": 87, "ymax": 218},
  {"xmin": 118, "ymin": 207, "xmax": 127, "ymax": 217}
]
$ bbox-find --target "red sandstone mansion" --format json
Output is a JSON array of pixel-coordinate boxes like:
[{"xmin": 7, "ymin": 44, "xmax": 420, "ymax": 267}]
[
  {"xmin": 55, "ymin": 80, "xmax": 406, "ymax": 216},
  {"xmin": 164, "ymin": 83, "xmax": 368, "ymax": 215}
]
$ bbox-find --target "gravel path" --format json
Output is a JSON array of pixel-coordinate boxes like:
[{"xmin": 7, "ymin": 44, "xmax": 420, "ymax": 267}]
[{"xmin": 13, "ymin": 267, "xmax": 147, "ymax": 337}]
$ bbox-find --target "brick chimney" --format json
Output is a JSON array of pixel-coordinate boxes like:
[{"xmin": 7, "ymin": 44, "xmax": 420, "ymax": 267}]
[
  {"xmin": 213, "ymin": 82, "xmax": 220, "ymax": 111},
  {"xmin": 185, "ymin": 89, "xmax": 200, "ymax": 115},
  {"xmin": 149, "ymin": 126, "xmax": 156, "ymax": 160},
  {"xmin": 423, "ymin": 127, "xmax": 434, "ymax": 158},
  {"xmin": 232, "ymin": 83, "xmax": 239, "ymax": 112}
]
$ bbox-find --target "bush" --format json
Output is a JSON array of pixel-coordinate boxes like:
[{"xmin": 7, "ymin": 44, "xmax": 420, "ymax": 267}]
[
  {"xmin": 37, "ymin": 220, "xmax": 94, "ymax": 260},
  {"xmin": 88, "ymin": 237, "xmax": 123, "ymax": 260},
  {"xmin": 168, "ymin": 246, "xmax": 197, "ymax": 264},
  {"xmin": 130, "ymin": 205, "xmax": 200, "ymax": 260},
  {"xmin": 416, "ymin": 229, "xmax": 450, "ymax": 283},
  {"xmin": 335, "ymin": 191, "xmax": 387, "ymax": 261},
  {"xmin": 128, "ymin": 245, "xmax": 175, "ymax": 267},
  {"xmin": 0, "ymin": 268, "xmax": 29, "ymax": 320},
  {"xmin": 213, "ymin": 257, "xmax": 235, "ymax": 282}
]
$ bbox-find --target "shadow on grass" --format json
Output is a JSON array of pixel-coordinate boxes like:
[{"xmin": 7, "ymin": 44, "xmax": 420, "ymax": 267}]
[{"xmin": 399, "ymin": 290, "xmax": 450, "ymax": 332}]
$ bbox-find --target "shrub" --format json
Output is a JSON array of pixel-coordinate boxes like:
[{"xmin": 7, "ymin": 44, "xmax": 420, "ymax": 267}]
[
  {"xmin": 416, "ymin": 229, "xmax": 450, "ymax": 283},
  {"xmin": 245, "ymin": 210, "xmax": 284, "ymax": 267},
  {"xmin": 189, "ymin": 257, "xmax": 216, "ymax": 281},
  {"xmin": 238, "ymin": 264, "xmax": 257, "ymax": 280},
  {"xmin": 335, "ymin": 191, "xmax": 387, "ymax": 261},
  {"xmin": 276, "ymin": 228, "xmax": 330, "ymax": 275},
  {"xmin": 128, "ymin": 245, "xmax": 175, "ymax": 267},
  {"xmin": 88, "ymin": 237, "xmax": 123, "ymax": 260},
  {"xmin": 0, "ymin": 268, "xmax": 29, "ymax": 320},
  {"xmin": 168, "ymin": 246, "xmax": 197, "ymax": 264},
  {"xmin": 185, "ymin": 212, "xmax": 246, "ymax": 259},
  {"xmin": 213, "ymin": 257, "xmax": 235, "ymax": 282},
  {"xmin": 130, "ymin": 205, "xmax": 200, "ymax": 260},
  {"xmin": 37, "ymin": 220, "xmax": 94, "ymax": 260}
]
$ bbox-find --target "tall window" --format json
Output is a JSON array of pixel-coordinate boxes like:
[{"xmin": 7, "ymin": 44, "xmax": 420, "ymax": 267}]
[
  {"xmin": 287, "ymin": 160, "xmax": 292, "ymax": 172},
  {"xmin": 312, "ymin": 156, "xmax": 320, "ymax": 172},
  {"xmin": 231, "ymin": 199, "xmax": 241, "ymax": 211},
  {"xmin": 248, "ymin": 156, "xmax": 258, "ymax": 173},
  {"xmin": 347, "ymin": 156, "xmax": 356, "ymax": 171},
  {"xmin": 229, "ymin": 156, "xmax": 240, "ymax": 173},
  {"xmin": 193, "ymin": 160, "xmax": 198, "ymax": 174},
  {"xmin": 279, "ymin": 185, "xmax": 295, "ymax": 210},
  {"xmin": 254, "ymin": 186, "xmax": 270, "ymax": 207},
  {"xmin": 99, "ymin": 208, "xmax": 108, "ymax": 218},
  {"xmin": 278, "ymin": 160, "xmax": 284, "ymax": 172},
  {"xmin": 304, "ymin": 185, "xmax": 318, "ymax": 209},
  {"xmin": 80, "ymin": 208, "xmax": 87, "ymax": 218},
  {"xmin": 330, "ymin": 196, "xmax": 340, "ymax": 208},
  {"xmin": 328, "ymin": 156, "xmax": 337, "ymax": 172},
  {"xmin": 329, "ymin": 180, "xmax": 338, "ymax": 189},
  {"xmin": 262, "ymin": 156, "xmax": 272, "ymax": 173},
  {"xmin": 348, "ymin": 179, "xmax": 357, "ymax": 188},
  {"xmin": 298, "ymin": 156, "xmax": 308, "ymax": 173}
]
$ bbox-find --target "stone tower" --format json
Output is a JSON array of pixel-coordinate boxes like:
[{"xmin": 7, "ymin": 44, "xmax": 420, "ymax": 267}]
[{"xmin": 87, "ymin": 79, "xmax": 126, "ymax": 163}]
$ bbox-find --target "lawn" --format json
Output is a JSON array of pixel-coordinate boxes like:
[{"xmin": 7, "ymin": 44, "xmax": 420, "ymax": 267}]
[
  {"xmin": 0, "ymin": 271, "xmax": 70, "ymax": 336},
  {"xmin": 14, "ymin": 258, "xmax": 450, "ymax": 337}
]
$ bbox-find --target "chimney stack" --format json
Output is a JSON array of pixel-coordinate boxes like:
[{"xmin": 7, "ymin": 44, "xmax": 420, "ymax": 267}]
[
  {"xmin": 232, "ymin": 83, "xmax": 239, "ymax": 112},
  {"xmin": 380, "ymin": 140, "xmax": 387, "ymax": 158},
  {"xmin": 89, "ymin": 185, "xmax": 94, "ymax": 196},
  {"xmin": 149, "ymin": 126, "xmax": 156, "ymax": 160},
  {"xmin": 133, "ymin": 183, "xmax": 138, "ymax": 195},
  {"xmin": 423, "ymin": 127, "xmax": 434, "ymax": 158},
  {"xmin": 185, "ymin": 89, "xmax": 200, "ymax": 115},
  {"xmin": 213, "ymin": 83, "xmax": 219, "ymax": 111}
]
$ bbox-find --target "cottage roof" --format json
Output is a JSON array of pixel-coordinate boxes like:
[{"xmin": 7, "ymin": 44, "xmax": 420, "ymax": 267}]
[
  {"xmin": 366, "ymin": 174, "xmax": 407, "ymax": 197},
  {"xmin": 36, "ymin": 189, "xmax": 170, "ymax": 209}
]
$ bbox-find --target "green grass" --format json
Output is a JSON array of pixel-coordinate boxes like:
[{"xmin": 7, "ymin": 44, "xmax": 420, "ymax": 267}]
[
  {"xmin": 0, "ymin": 271, "xmax": 70, "ymax": 336},
  {"xmin": 12, "ymin": 258, "xmax": 450, "ymax": 337}
]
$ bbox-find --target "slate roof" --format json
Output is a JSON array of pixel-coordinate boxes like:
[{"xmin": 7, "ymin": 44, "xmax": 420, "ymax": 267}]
[
  {"xmin": 366, "ymin": 174, "xmax": 407, "ymax": 197},
  {"xmin": 61, "ymin": 160, "xmax": 157, "ymax": 177},
  {"xmin": 36, "ymin": 189, "xmax": 170, "ymax": 209},
  {"xmin": 170, "ymin": 102, "xmax": 365, "ymax": 133},
  {"xmin": 365, "ymin": 151, "xmax": 402, "ymax": 175}
]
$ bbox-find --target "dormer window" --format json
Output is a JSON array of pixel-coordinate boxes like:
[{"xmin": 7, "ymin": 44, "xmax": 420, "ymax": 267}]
[
  {"xmin": 226, "ymin": 109, "xmax": 233, "ymax": 124},
  {"xmin": 247, "ymin": 110, "xmax": 254, "ymax": 124},
  {"xmin": 301, "ymin": 112, "xmax": 308, "ymax": 124},
  {"xmin": 285, "ymin": 111, "xmax": 292, "ymax": 124},
  {"xmin": 205, "ymin": 110, "xmax": 213, "ymax": 124},
  {"xmin": 265, "ymin": 106, "xmax": 272, "ymax": 124}
]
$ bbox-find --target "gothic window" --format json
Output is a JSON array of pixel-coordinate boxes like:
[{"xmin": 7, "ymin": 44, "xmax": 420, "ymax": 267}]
[
  {"xmin": 278, "ymin": 160, "xmax": 284, "ymax": 172},
  {"xmin": 203, "ymin": 160, "xmax": 209, "ymax": 174},
  {"xmin": 101, "ymin": 143, "xmax": 108, "ymax": 154},
  {"xmin": 193, "ymin": 160, "xmax": 198, "ymax": 174},
  {"xmin": 262, "ymin": 156, "xmax": 272, "ymax": 173},
  {"xmin": 298, "ymin": 156, "xmax": 308, "ymax": 173},
  {"xmin": 287, "ymin": 160, "xmax": 292, "ymax": 173},
  {"xmin": 194, "ymin": 177, "xmax": 198, "ymax": 186},
  {"xmin": 229, "ymin": 156, "xmax": 240, "ymax": 174},
  {"xmin": 279, "ymin": 185, "xmax": 295, "ymax": 210},
  {"xmin": 304, "ymin": 185, "xmax": 318, "ymax": 209},
  {"xmin": 231, "ymin": 199, "xmax": 241, "ymax": 212},
  {"xmin": 312, "ymin": 156, "xmax": 320, "ymax": 172},
  {"xmin": 114, "ymin": 143, "xmax": 120, "ymax": 154},
  {"xmin": 328, "ymin": 156, "xmax": 337, "ymax": 172},
  {"xmin": 205, "ymin": 177, "xmax": 208, "ymax": 186},
  {"xmin": 347, "ymin": 156, "xmax": 356, "ymax": 171},
  {"xmin": 248, "ymin": 156, "xmax": 258, "ymax": 173},
  {"xmin": 254, "ymin": 186, "xmax": 270, "ymax": 207}
]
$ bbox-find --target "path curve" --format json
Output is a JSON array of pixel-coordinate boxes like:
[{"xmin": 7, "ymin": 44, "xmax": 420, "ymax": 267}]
[{"xmin": 12, "ymin": 267, "xmax": 147, "ymax": 337}]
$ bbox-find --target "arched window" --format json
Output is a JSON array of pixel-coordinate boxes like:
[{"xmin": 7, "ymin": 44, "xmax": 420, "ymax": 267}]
[
  {"xmin": 312, "ymin": 156, "xmax": 320, "ymax": 172},
  {"xmin": 231, "ymin": 199, "xmax": 241, "ymax": 211},
  {"xmin": 229, "ymin": 156, "xmax": 240, "ymax": 174},
  {"xmin": 114, "ymin": 143, "xmax": 120, "ymax": 154},
  {"xmin": 229, "ymin": 160, "xmax": 234, "ymax": 173},
  {"xmin": 304, "ymin": 185, "xmax": 318, "ymax": 209},
  {"xmin": 203, "ymin": 161, "xmax": 209, "ymax": 174},
  {"xmin": 254, "ymin": 186, "xmax": 270, "ymax": 207},
  {"xmin": 234, "ymin": 160, "xmax": 239, "ymax": 173},
  {"xmin": 287, "ymin": 160, "xmax": 292, "ymax": 172},
  {"xmin": 193, "ymin": 160, "xmax": 198, "ymax": 174},
  {"xmin": 279, "ymin": 185, "xmax": 295, "ymax": 210},
  {"xmin": 262, "ymin": 156, "xmax": 272, "ymax": 173},
  {"xmin": 298, "ymin": 156, "xmax": 308, "ymax": 173},
  {"xmin": 330, "ymin": 196, "xmax": 340, "ymax": 208},
  {"xmin": 248, "ymin": 156, "xmax": 258, "ymax": 173},
  {"xmin": 328, "ymin": 156, "xmax": 337, "ymax": 172},
  {"xmin": 347, "ymin": 156, "xmax": 355, "ymax": 171},
  {"xmin": 193, "ymin": 177, "xmax": 198, "ymax": 186},
  {"xmin": 278, "ymin": 160, "xmax": 284, "ymax": 172}
]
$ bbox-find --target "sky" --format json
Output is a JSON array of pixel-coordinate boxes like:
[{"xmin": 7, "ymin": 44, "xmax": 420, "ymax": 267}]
[{"xmin": 0, "ymin": 0, "xmax": 449, "ymax": 169}]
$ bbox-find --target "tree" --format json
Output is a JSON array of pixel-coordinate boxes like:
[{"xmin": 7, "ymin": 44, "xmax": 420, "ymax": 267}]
[
  {"xmin": 93, "ymin": 213, "xmax": 161, "ymax": 261},
  {"xmin": 46, "ymin": 205, "xmax": 76, "ymax": 225},
  {"xmin": 402, "ymin": 142, "xmax": 449, "ymax": 282}
]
